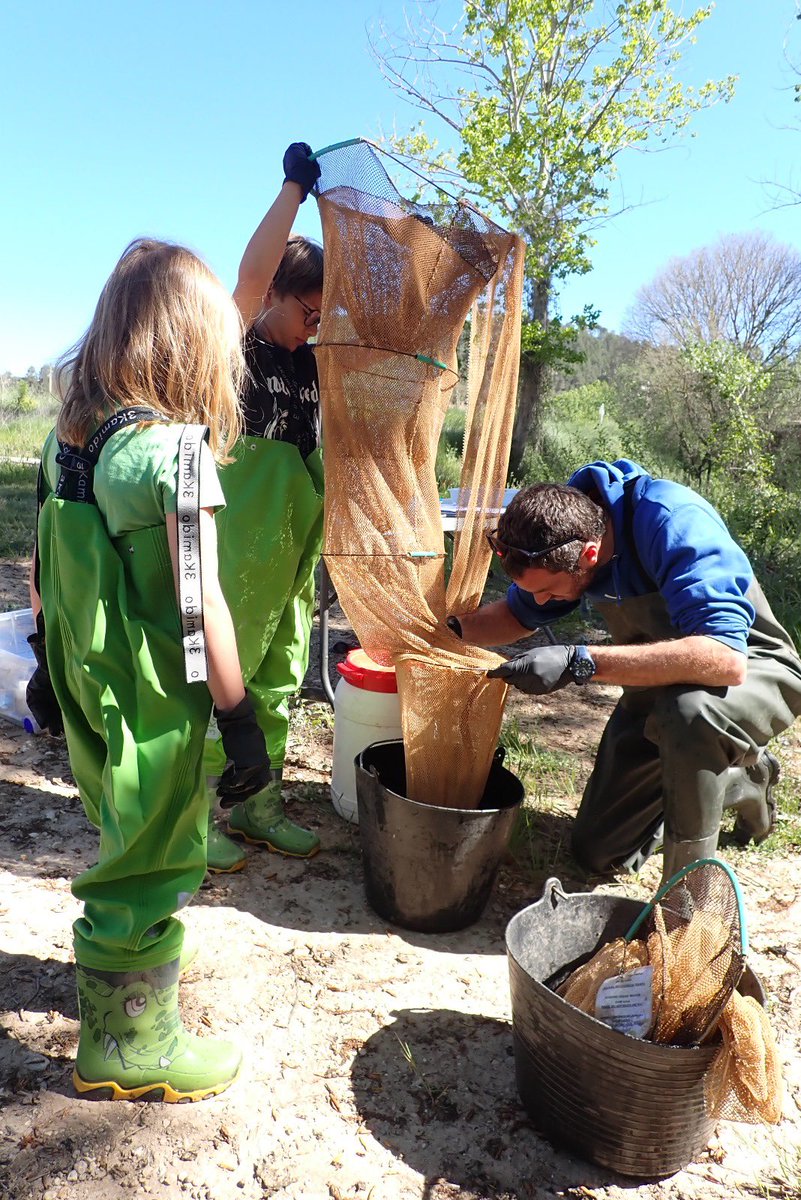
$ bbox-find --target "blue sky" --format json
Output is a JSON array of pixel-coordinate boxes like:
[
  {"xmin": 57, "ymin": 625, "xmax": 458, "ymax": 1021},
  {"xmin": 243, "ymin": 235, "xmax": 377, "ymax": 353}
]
[{"xmin": 1, "ymin": 1, "xmax": 800, "ymax": 373}]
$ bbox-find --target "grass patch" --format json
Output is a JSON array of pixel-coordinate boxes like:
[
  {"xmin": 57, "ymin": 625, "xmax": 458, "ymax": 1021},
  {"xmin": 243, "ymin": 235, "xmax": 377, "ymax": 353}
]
[
  {"xmin": 292, "ymin": 697, "xmax": 334, "ymax": 733},
  {"xmin": 0, "ymin": 408, "xmax": 56, "ymax": 459},
  {"xmin": 0, "ymin": 462, "xmax": 39, "ymax": 557},
  {"xmin": 500, "ymin": 715, "xmax": 582, "ymax": 879},
  {"xmin": 500, "ymin": 715, "xmax": 581, "ymax": 794},
  {"xmin": 721, "ymin": 736, "xmax": 801, "ymax": 862}
]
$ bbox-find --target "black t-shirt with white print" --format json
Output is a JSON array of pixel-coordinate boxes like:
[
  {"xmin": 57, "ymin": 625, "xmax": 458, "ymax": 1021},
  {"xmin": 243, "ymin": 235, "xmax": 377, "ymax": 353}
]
[{"xmin": 242, "ymin": 328, "xmax": 320, "ymax": 462}]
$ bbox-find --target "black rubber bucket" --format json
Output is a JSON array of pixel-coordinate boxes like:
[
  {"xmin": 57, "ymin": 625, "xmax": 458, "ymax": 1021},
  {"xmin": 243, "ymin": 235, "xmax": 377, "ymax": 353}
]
[
  {"xmin": 355, "ymin": 739, "xmax": 524, "ymax": 933},
  {"xmin": 506, "ymin": 878, "xmax": 765, "ymax": 1179}
]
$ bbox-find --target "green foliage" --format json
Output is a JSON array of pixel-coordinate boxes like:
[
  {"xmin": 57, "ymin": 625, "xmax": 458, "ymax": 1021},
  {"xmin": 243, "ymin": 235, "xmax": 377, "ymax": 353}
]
[
  {"xmin": 0, "ymin": 375, "xmax": 58, "ymax": 457},
  {"xmin": 13, "ymin": 381, "xmax": 37, "ymax": 415},
  {"xmin": 457, "ymin": 1, "xmax": 733, "ymax": 275},
  {"xmin": 611, "ymin": 341, "xmax": 777, "ymax": 486},
  {"xmin": 435, "ymin": 406, "xmax": 469, "ymax": 493},
  {"xmin": 439, "ymin": 406, "xmax": 466, "ymax": 456},
  {"xmin": 500, "ymin": 332, "xmax": 801, "ymax": 646},
  {"xmin": 435, "ymin": 443, "xmax": 463, "ymax": 493},
  {"xmin": 512, "ymin": 380, "xmax": 627, "ymax": 483},
  {"xmin": 0, "ymin": 402, "xmax": 56, "ymax": 558},
  {"xmin": 0, "ymin": 462, "xmax": 39, "ymax": 557},
  {"xmin": 0, "ymin": 411, "xmax": 55, "ymax": 459},
  {"xmin": 550, "ymin": 326, "xmax": 645, "ymax": 392},
  {"xmin": 380, "ymin": 1, "xmax": 735, "ymax": 461},
  {"xmin": 520, "ymin": 305, "xmax": 600, "ymax": 372},
  {"xmin": 385, "ymin": 0, "xmax": 734, "ymax": 310},
  {"xmin": 708, "ymin": 474, "xmax": 801, "ymax": 649},
  {"xmin": 681, "ymin": 341, "xmax": 772, "ymax": 480}
]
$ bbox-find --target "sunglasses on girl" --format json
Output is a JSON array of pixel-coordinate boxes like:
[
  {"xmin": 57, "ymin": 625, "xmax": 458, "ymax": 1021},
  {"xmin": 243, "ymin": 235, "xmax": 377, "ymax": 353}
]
[
  {"xmin": 485, "ymin": 529, "xmax": 580, "ymax": 561},
  {"xmin": 294, "ymin": 294, "xmax": 321, "ymax": 329}
]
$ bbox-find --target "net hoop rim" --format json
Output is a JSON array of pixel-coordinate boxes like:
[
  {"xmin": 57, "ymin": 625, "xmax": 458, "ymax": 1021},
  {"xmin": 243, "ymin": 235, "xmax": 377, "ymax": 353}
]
[{"xmin": 624, "ymin": 857, "xmax": 748, "ymax": 954}]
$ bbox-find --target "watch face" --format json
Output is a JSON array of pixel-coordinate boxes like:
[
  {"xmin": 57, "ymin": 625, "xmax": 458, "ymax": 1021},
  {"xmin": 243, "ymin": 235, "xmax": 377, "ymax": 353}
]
[{"xmin": 571, "ymin": 649, "xmax": 596, "ymax": 681}]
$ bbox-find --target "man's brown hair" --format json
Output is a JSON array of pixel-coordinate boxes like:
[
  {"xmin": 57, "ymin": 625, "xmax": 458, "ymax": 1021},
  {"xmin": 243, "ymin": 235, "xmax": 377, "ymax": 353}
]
[{"xmin": 497, "ymin": 483, "xmax": 607, "ymax": 578}]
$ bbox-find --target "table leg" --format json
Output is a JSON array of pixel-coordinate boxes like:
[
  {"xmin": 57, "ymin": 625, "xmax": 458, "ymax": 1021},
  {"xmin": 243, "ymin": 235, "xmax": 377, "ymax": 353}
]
[{"xmin": 318, "ymin": 558, "xmax": 337, "ymax": 708}]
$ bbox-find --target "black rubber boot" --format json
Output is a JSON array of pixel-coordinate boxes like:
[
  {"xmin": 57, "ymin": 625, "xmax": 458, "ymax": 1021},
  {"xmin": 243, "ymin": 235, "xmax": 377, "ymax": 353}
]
[
  {"xmin": 733, "ymin": 750, "xmax": 780, "ymax": 845},
  {"xmin": 618, "ymin": 819, "xmax": 665, "ymax": 874}
]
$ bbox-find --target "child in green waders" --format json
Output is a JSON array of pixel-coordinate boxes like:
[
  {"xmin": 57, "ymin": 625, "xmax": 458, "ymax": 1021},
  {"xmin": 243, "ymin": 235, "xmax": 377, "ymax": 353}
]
[
  {"xmin": 29, "ymin": 239, "xmax": 271, "ymax": 1101},
  {"xmin": 204, "ymin": 142, "xmax": 325, "ymax": 871}
]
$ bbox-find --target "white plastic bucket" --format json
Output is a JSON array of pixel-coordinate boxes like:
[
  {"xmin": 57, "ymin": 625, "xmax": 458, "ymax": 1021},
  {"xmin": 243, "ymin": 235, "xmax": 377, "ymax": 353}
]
[{"xmin": 330, "ymin": 648, "xmax": 402, "ymax": 824}]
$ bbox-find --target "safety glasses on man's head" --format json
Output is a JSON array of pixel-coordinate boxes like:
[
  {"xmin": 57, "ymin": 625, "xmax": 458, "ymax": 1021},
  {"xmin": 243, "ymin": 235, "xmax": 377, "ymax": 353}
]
[{"xmin": 485, "ymin": 529, "xmax": 579, "ymax": 561}]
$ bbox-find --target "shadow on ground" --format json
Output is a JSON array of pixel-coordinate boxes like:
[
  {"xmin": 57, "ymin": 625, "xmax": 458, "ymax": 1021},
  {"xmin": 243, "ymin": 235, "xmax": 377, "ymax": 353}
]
[{"xmin": 350, "ymin": 1006, "xmax": 631, "ymax": 1200}]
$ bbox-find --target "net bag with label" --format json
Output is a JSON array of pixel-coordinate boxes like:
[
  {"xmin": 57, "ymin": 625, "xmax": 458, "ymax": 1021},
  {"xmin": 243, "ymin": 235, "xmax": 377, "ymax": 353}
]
[
  {"xmin": 313, "ymin": 139, "xmax": 525, "ymax": 808},
  {"xmin": 557, "ymin": 859, "xmax": 783, "ymax": 1124}
]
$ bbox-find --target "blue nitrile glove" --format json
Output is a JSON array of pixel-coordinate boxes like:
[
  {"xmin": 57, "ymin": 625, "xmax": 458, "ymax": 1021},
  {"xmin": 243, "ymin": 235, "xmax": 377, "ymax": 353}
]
[
  {"xmin": 215, "ymin": 692, "xmax": 271, "ymax": 806},
  {"xmin": 487, "ymin": 645, "xmax": 578, "ymax": 695},
  {"xmin": 283, "ymin": 142, "xmax": 321, "ymax": 202}
]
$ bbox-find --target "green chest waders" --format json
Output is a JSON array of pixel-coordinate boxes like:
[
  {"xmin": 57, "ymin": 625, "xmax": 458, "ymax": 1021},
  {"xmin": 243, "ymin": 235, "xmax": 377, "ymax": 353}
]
[
  {"xmin": 203, "ymin": 438, "xmax": 324, "ymax": 775},
  {"xmin": 572, "ymin": 578, "xmax": 801, "ymax": 876},
  {"xmin": 38, "ymin": 415, "xmax": 213, "ymax": 972}
]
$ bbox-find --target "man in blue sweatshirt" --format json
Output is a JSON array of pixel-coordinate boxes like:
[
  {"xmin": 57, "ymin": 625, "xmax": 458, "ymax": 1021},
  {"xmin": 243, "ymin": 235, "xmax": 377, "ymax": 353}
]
[{"xmin": 452, "ymin": 460, "xmax": 801, "ymax": 882}]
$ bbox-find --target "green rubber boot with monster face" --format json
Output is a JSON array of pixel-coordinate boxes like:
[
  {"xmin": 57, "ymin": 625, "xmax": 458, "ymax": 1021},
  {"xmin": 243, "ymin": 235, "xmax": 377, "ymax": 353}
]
[{"xmin": 74, "ymin": 959, "xmax": 241, "ymax": 1102}]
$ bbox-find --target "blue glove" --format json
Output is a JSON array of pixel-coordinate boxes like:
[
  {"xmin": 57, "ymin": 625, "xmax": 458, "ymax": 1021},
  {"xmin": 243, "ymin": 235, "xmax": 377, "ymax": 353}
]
[
  {"xmin": 283, "ymin": 142, "xmax": 321, "ymax": 202},
  {"xmin": 487, "ymin": 645, "xmax": 578, "ymax": 695}
]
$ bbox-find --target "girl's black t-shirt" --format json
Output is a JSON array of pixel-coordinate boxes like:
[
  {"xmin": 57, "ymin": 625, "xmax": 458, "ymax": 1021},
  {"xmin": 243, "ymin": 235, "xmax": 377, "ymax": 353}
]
[{"xmin": 242, "ymin": 329, "xmax": 320, "ymax": 461}]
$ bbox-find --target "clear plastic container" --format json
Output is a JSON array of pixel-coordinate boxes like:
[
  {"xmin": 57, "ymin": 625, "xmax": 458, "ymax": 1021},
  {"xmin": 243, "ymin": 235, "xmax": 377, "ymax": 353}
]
[
  {"xmin": 0, "ymin": 608, "xmax": 39, "ymax": 732},
  {"xmin": 330, "ymin": 648, "xmax": 403, "ymax": 824}
]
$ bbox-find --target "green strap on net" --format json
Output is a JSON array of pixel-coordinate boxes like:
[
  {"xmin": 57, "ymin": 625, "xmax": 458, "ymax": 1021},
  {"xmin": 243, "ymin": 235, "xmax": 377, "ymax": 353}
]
[
  {"xmin": 309, "ymin": 137, "xmax": 364, "ymax": 162},
  {"xmin": 416, "ymin": 353, "xmax": 448, "ymax": 371},
  {"xmin": 624, "ymin": 857, "xmax": 749, "ymax": 953}
]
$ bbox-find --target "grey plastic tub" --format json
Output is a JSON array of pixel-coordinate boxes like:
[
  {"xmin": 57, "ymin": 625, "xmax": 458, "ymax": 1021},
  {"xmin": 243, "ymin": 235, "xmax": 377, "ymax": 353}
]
[{"xmin": 506, "ymin": 878, "xmax": 764, "ymax": 1179}]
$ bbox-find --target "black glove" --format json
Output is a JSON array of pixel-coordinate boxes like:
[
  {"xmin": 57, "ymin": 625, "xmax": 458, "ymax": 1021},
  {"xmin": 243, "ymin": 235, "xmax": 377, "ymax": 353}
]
[
  {"xmin": 26, "ymin": 612, "xmax": 63, "ymax": 735},
  {"xmin": 215, "ymin": 692, "xmax": 271, "ymax": 807},
  {"xmin": 282, "ymin": 142, "xmax": 321, "ymax": 202},
  {"xmin": 487, "ymin": 644, "xmax": 577, "ymax": 696}
]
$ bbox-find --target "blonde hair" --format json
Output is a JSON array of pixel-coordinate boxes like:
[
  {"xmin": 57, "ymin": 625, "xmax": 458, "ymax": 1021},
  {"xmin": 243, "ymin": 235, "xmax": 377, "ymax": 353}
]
[{"xmin": 57, "ymin": 239, "xmax": 244, "ymax": 460}]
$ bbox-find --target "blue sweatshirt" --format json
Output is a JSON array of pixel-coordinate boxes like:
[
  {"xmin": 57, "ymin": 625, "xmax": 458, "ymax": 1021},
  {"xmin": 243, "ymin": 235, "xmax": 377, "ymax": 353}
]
[{"xmin": 506, "ymin": 459, "xmax": 755, "ymax": 653}]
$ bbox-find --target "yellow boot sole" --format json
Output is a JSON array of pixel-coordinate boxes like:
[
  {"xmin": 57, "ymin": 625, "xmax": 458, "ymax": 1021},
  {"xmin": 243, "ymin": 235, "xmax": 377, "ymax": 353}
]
[{"xmin": 73, "ymin": 1063, "xmax": 240, "ymax": 1103}]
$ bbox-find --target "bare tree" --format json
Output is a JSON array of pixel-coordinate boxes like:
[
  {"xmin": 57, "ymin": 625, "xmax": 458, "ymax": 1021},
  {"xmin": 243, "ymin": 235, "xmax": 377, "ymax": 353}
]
[
  {"xmin": 627, "ymin": 232, "xmax": 801, "ymax": 366},
  {"xmin": 762, "ymin": 3, "xmax": 801, "ymax": 209}
]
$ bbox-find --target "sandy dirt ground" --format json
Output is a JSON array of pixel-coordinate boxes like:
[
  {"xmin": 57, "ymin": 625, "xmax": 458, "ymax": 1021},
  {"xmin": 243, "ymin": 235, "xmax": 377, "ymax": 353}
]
[{"xmin": 1, "ymin": 557, "xmax": 800, "ymax": 1200}]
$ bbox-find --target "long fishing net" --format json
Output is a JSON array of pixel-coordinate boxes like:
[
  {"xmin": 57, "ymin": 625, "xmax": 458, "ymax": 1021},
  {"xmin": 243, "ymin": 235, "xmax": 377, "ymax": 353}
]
[
  {"xmin": 313, "ymin": 139, "xmax": 525, "ymax": 808},
  {"xmin": 556, "ymin": 860, "xmax": 783, "ymax": 1124}
]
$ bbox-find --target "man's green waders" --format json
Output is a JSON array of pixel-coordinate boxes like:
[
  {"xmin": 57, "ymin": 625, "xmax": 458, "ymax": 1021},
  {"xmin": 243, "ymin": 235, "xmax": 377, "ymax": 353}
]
[
  {"xmin": 571, "ymin": 580, "xmax": 801, "ymax": 874},
  {"xmin": 38, "ymin": 424, "xmax": 240, "ymax": 1100}
]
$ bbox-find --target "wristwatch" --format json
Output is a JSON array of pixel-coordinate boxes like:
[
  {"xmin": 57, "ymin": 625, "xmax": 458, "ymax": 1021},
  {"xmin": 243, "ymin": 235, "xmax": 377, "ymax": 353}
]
[{"xmin": 570, "ymin": 644, "xmax": 597, "ymax": 684}]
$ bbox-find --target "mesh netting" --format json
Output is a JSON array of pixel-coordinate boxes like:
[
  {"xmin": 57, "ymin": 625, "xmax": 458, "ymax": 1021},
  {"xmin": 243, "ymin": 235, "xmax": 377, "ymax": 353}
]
[
  {"xmin": 314, "ymin": 140, "xmax": 525, "ymax": 808},
  {"xmin": 556, "ymin": 862, "xmax": 783, "ymax": 1124}
]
